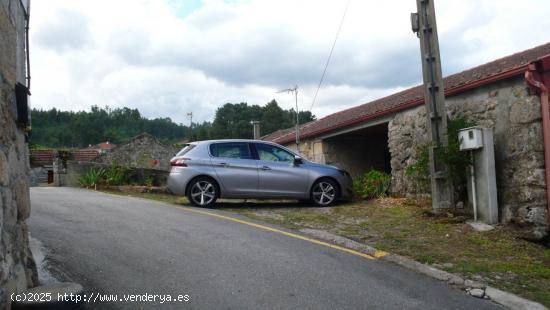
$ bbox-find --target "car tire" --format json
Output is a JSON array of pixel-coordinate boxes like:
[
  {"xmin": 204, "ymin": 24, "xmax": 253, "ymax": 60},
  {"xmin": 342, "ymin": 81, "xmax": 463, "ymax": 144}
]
[
  {"xmin": 310, "ymin": 178, "xmax": 339, "ymax": 207},
  {"xmin": 187, "ymin": 177, "xmax": 218, "ymax": 208}
]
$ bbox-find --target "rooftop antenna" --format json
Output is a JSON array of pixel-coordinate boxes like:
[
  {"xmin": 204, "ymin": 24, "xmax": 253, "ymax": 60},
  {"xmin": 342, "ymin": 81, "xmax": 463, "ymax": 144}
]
[{"xmin": 276, "ymin": 85, "xmax": 300, "ymax": 148}]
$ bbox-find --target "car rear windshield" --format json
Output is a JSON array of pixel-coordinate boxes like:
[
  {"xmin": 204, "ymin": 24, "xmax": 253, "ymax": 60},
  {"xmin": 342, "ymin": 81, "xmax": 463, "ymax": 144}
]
[{"xmin": 176, "ymin": 144, "xmax": 196, "ymax": 156}]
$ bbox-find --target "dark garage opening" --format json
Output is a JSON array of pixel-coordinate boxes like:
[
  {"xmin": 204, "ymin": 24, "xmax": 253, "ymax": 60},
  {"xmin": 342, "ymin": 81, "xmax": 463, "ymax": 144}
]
[{"xmin": 323, "ymin": 123, "xmax": 391, "ymax": 177}]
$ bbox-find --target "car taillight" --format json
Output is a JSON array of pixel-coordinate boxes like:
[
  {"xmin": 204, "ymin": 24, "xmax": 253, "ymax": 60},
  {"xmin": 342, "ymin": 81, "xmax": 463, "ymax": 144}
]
[{"xmin": 170, "ymin": 157, "xmax": 190, "ymax": 167}]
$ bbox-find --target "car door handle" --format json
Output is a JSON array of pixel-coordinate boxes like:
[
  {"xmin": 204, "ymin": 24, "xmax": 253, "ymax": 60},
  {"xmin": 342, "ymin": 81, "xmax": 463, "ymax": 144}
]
[
  {"xmin": 260, "ymin": 166, "xmax": 271, "ymax": 170},
  {"xmin": 219, "ymin": 162, "xmax": 229, "ymax": 167}
]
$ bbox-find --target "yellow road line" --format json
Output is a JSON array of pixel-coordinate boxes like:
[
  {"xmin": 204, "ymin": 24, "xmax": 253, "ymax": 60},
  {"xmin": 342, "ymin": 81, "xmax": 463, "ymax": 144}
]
[
  {"xmin": 180, "ymin": 207, "xmax": 377, "ymax": 260},
  {"xmin": 100, "ymin": 190, "xmax": 384, "ymax": 260}
]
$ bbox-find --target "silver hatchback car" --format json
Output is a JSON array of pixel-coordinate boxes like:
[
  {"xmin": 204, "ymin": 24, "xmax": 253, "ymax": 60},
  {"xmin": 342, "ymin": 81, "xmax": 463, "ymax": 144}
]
[{"xmin": 167, "ymin": 139, "xmax": 352, "ymax": 207}]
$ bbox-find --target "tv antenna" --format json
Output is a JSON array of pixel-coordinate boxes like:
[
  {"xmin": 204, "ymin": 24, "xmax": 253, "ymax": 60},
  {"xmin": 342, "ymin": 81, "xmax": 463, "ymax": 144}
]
[{"xmin": 276, "ymin": 85, "xmax": 300, "ymax": 147}]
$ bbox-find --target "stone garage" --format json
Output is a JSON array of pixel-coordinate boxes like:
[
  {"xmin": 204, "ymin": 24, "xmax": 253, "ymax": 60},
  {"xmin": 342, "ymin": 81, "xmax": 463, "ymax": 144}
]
[{"xmin": 264, "ymin": 42, "xmax": 550, "ymax": 240}]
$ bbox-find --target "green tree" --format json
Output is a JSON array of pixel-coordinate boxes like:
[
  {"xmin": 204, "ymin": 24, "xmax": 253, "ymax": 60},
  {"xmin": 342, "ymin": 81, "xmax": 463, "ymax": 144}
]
[{"xmin": 30, "ymin": 100, "xmax": 316, "ymax": 148}]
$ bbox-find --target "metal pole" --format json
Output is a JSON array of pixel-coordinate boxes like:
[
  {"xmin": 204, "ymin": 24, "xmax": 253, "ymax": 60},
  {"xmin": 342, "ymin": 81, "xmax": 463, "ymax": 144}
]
[
  {"xmin": 276, "ymin": 86, "xmax": 300, "ymax": 149},
  {"xmin": 412, "ymin": 0, "xmax": 453, "ymax": 210},
  {"xmin": 294, "ymin": 85, "xmax": 300, "ymax": 148},
  {"xmin": 470, "ymin": 151, "xmax": 477, "ymax": 221}
]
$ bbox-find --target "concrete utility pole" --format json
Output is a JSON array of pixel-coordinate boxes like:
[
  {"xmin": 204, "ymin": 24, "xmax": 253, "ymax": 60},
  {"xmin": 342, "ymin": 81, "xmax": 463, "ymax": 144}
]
[
  {"xmin": 251, "ymin": 121, "xmax": 261, "ymax": 139},
  {"xmin": 411, "ymin": 0, "xmax": 453, "ymax": 210},
  {"xmin": 187, "ymin": 112, "xmax": 193, "ymax": 141}
]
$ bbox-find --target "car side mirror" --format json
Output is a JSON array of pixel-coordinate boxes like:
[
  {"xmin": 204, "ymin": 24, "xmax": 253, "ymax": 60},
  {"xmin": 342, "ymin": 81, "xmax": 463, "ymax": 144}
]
[{"xmin": 293, "ymin": 155, "xmax": 303, "ymax": 165}]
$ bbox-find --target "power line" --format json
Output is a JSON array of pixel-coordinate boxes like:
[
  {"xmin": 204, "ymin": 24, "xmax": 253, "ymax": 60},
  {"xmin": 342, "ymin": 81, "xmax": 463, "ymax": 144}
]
[{"xmin": 309, "ymin": 0, "xmax": 351, "ymax": 112}]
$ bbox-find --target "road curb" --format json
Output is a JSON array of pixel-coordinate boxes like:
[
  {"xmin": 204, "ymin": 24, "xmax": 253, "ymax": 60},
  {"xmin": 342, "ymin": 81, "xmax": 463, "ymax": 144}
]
[{"xmin": 298, "ymin": 228, "xmax": 547, "ymax": 310}]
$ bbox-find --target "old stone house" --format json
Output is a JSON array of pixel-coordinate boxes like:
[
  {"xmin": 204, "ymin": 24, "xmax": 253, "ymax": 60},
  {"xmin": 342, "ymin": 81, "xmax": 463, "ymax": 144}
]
[
  {"xmin": 264, "ymin": 43, "xmax": 550, "ymax": 240},
  {"xmin": 93, "ymin": 133, "xmax": 178, "ymax": 171},
  {"xmin": 0, "ymin": 0, "xmax": 37, "ymax": 308},
  {"xmin": 29, "ymin": 149, "xmax": 100, "ymax": 185}
]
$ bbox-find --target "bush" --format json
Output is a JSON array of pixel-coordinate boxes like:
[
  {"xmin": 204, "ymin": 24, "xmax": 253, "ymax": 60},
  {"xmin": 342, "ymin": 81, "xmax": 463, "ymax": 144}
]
[
  {"xmin": 103, "ymin": 163, "xmax": 128, "ymax": 186},
  {"xmin": 79, "ymin": 168, "xmax": 105, "ymax": 190},
  {"xmin": 353, "ymin": 170, "xmax": 392, "ymax": 200},
  {"xmin": 405, "ymin": 144, "xmax": 431, "ymax": 193},
  {"xmin": 79, "ymin": 163, "xmax": 165, "ymax": 189},
  {"xmin": 405, "ymin": 117, "xmax": 474, "ymax": 199}
]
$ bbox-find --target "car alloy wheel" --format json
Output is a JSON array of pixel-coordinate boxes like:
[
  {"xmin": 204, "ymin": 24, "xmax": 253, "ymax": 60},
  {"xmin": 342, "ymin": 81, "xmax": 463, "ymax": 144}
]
[
  {"xmin": 312, "ymin": 181, "xmax": 336, "ymax": 206},
  {"xmin": 189, "ymin": 179, "xmax": 217, "ymax": 207}
]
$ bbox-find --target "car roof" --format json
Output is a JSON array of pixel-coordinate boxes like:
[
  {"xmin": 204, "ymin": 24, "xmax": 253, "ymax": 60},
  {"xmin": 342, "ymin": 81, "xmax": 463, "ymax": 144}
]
[
  {"xmin": 193, "ymin": 139, "xmax": 279, "ymax": 144},
  {"xmin": 185, "ymin": 139, "xmax": 300, "ymax": 157}
]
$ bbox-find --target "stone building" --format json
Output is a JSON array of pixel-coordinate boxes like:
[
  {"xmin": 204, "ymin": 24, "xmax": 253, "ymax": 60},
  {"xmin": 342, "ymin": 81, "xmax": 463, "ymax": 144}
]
[
  {"xmin": 93, "ymin": 133, "xmax": 178, "ymax": 171},
  {"xmin": 29, "ymin": 149, "xmax": 100, "ymax": 185},
  {"xmin": 264, "ymin": 43, "xmax": 550, "ymax": 240},
  {"xmin": 0, "ymin": 0, "xmax": 38, "ymax": 308}
]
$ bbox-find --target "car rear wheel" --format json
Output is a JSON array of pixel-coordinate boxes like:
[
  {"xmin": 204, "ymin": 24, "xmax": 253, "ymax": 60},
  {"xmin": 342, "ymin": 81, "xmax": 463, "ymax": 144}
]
[
  {"xmin": 187, "ymin": 177, "xmax": 218, "ymax": 208},
  {"xmin": 310, "ymin": 179, "xmax": 339, "ymax": 206}
]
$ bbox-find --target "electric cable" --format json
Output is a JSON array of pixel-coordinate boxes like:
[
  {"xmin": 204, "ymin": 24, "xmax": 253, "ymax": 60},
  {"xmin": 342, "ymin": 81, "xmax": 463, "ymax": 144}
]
[{"xmin": 309, "ymin": 0, "xmax": 351, "ymax": 112}]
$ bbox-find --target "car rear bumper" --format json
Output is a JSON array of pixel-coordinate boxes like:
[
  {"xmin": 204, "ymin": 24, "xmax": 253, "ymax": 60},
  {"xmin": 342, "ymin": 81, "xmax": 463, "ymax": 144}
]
[{"xmin": 167, "ymin": 169, "xmax": 196, "ymax": 196}]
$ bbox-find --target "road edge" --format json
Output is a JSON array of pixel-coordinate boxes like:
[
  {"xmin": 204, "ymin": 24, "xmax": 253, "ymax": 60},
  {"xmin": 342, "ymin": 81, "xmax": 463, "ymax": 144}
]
[
  {"xmin": 299, "ymin": 228, "xmax": 547, "ymax": 310},
  {"xmin": 96, "ymin": 189, "xmax": 548, "ymax": 310}
]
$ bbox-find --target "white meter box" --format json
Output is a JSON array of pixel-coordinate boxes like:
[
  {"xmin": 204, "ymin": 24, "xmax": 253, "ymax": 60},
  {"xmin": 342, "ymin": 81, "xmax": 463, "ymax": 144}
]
[{"xmin": 459, "ymin": 127, "xmax": 483, "ymax": 150}]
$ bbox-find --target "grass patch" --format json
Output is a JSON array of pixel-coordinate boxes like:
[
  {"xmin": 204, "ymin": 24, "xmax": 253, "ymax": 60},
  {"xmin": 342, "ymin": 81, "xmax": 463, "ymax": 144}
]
[{"xmin": 103, "ymin": 188, "xmax": 550, "ymax": 307}]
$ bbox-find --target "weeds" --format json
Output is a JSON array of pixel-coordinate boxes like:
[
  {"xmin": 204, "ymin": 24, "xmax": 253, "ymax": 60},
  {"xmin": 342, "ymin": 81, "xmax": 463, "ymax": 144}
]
[
  {"xmin": 79, "ymin": 168, "xmax": 105, "ymax": 190},
  {"xmin": 353, "ymin": 170, "xmax": 391, "ymax": 199}
]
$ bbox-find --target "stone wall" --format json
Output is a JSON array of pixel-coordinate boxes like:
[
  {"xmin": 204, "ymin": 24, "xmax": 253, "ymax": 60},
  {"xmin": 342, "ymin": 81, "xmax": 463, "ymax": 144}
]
[
  {"xmin": 29, "ymin": 166, "xmax": 49, "ymax": 186},
  {"xmin": 286, "ymin": 139, "xmax": 326, "ymax": 163},
  {"xmin": 389, "ymin": 76, "xmax": 548, "ymax": 239},
  {"xmin": 55, "ymin": 160, "xmax": 169, "ymax": 187},
  {"xmin": 0, "ymin": 0, "xmax": 38, "ymax": 308},
  {"xmin": 94, "ymin": 133, "xmax": 178, "ymax": 171}
]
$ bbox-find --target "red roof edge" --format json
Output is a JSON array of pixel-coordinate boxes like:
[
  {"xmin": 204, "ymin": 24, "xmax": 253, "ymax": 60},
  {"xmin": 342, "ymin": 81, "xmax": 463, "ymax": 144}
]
[{"xmin": 274, "ymin": 64, "xmax": 530, "ymax": 144}]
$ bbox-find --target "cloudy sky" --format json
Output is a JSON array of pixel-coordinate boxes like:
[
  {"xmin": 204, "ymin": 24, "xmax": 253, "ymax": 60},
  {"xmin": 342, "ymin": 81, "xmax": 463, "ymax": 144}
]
[{"xmin": 30, "ymin": 0, "xmax": 550, "ymax": 124}]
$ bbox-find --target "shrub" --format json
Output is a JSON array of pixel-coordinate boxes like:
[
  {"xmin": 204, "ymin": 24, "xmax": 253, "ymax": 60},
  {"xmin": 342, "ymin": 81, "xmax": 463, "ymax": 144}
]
[
  {"xmin": 405, "ymin": 117, "xmax": 474, "ymax": 199},
  {"xmin": 405, "ymin": 144, "xmax": 431, "ymax": 193},
  {"xmin": 144, "ymin": 176, "xmax": 154, "ymax": 187},
  {"xmin": 353, "ymin": 170, "xmax": 392, "ymax": 200},
  {"xmin": 79, "ymin": 168, "xmax": 105, "ymax": 190},
  {"xmin": 104, "ymin": 163, "xmax": 128, "ymax": 186}
]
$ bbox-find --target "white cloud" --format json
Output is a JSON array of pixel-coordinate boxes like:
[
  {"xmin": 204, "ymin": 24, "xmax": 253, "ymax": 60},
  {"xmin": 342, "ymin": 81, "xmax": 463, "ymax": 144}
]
[{"xmin": 29, "ymin": 0, "xmax": 550, "ymax": 124}]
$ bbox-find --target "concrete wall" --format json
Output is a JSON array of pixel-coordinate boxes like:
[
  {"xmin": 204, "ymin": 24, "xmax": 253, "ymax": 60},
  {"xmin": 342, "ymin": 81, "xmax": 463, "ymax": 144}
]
[
  {"xmin": 0, "ymin": 0, "xmax": 38, "ymax": 308},
  {"xmin": 93, "ymin": 133, "xmax": 178, "ymax": 171},
  {"xmin": 389, "ymin": 76, "xmax": 548, "ymax": 239}
]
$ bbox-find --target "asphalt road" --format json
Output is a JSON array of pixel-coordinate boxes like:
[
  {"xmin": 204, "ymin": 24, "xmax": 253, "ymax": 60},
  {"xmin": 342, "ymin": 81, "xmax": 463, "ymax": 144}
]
[{"xmin": 29, "ymin": 187, "xmax": 502, "ymax": 310}]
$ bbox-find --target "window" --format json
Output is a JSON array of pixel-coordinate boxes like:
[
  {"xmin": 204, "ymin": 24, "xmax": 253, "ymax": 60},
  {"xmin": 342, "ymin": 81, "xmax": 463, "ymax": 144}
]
[
  {"xmin": 255, "ymin": 143, "xmax": 294, "ymax": 163},
  {"xmin": 176, "ymin": 144, "xmax": 195, "ymax": 156},
  {"xmin": 210, "ymin": 143, "xmax": 252, "ymax": 159}
]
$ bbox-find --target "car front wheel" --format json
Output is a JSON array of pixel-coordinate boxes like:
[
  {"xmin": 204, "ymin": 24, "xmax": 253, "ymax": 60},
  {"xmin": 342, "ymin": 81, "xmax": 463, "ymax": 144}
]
[
  {"xmin": 187, "ymin": 177, "xmax": 218, "ymax": 208},
  {"xmin": 310, "ymin": 179, "xmax": 339, "ymax": 206}
]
